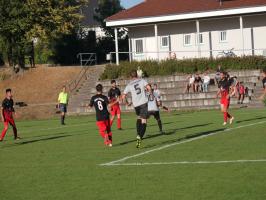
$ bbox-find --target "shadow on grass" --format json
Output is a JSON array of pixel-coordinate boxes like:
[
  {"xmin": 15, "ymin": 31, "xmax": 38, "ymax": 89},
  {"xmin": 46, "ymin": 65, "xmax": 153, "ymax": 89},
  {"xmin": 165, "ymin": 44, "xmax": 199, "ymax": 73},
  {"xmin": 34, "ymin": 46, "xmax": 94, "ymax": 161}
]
[
  {"xmin": 115, "ymin": 123, "xmax": 213, "ymax": 147},
  {"xmin": 143, "ymin": 128, "xmax": 225, "ymax": 149},
  {"xmin": 236, "ymin": 116, "xmax": 266, "ymax": 124},
  {"xmin": 1, "ymin": 130, "xmax": 90, "ymax": 148}
]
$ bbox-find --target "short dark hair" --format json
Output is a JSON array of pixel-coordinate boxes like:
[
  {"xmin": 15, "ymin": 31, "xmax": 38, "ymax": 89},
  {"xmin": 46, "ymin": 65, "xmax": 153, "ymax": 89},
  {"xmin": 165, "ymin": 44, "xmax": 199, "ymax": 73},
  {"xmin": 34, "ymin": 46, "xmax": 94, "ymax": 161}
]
[
  {"xmin": 6, "ymin": 88, "xmax": 11, "ymax": 93},
  {"xmin": 263, "ymin": 68, "xmax": 266, "ymax": 74},
  {"xmin": 96, "ymin": 84, "xmax": 103, "ymax": 92},
  {"xmin": 111, "ymin": 80, "xmax": 116, "ymax": 84},
  {"xmin": 130, "ymin": 70, "xmax": 138, "ymax": 78}
]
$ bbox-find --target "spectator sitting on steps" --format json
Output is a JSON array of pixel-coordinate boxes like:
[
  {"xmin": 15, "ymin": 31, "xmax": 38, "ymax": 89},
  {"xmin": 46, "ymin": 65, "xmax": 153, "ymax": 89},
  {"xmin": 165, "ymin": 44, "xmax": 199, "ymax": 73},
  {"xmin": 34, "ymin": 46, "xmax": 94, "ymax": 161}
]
[{"xmin": 202, "ymin": 72, "xmax": 211, "ymax": 93}]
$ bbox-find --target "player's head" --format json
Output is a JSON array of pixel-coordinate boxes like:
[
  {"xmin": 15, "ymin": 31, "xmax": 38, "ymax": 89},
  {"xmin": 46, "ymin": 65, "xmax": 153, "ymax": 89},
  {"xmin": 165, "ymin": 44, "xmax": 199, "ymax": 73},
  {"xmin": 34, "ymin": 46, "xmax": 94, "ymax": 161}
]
[
  {"xmin": 96, "ymin": 84, "xmax": 103, "ymax": 93},
  {"xmin": 62, "ymin": 85, "xmax": 66, "ymax": 92},
  {"xmin": 111, "ymin": 80, "xmax": 116, "ymax": 88},
  {"xmin": 6, "ymin": 88, "xmax": 12, "ymax": 98},
  {"xmin": 153, "ymin": 84, "xmax": 158, "ymax": 90},
  {"xmin": 130, "ymin": 70, "xmax": 138, "ymax": 79},
  {"xmin": 263, "ymin": 68, "xmax": 266, "ymax": 76},
  {"xmin": 220, "ymin": 71, "xmax": 226, "ymax": 79}
]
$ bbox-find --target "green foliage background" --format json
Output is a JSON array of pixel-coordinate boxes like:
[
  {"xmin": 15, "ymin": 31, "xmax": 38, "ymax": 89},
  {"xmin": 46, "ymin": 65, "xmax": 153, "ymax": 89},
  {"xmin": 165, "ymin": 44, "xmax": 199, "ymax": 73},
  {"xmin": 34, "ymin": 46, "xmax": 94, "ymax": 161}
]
[{"xmin": 100, "ymin": 56, "xmax": 266, "ymax": 80}]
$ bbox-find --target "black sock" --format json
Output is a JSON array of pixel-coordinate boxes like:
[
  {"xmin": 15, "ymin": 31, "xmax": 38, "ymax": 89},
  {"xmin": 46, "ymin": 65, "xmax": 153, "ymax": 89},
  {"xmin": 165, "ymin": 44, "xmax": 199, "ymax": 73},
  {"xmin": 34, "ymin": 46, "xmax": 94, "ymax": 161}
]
[
  {"xmin": 157, "ymin": 120, "xmax": 162, "ymax": 132},
  {"xmin": 140, "ymin": 123, "xmax": 147, "ymax": 139},
  {"xmin": 136, "ymin": 119, "xmax": 141, "ymax": 136}
]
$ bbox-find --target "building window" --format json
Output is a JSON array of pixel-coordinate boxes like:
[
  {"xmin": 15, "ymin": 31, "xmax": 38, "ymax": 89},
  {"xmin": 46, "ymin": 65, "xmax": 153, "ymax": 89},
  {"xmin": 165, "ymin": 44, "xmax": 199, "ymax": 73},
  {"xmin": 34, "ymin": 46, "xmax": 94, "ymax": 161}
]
[
  {"xmin": 220, "ymin": 31, "xmax": 227, "ymax": 42},
  {"xmin": 135, "ymin": 39, "xmax": 144, "ymax": 54},
  {"xmin": 196, "ymin": 33, "xmax": 204, "ymax": 45},
  {"xmin": 184, "ymin": 34, "xmax": 192, "ymax": 46},
  {"xmin": 161, "ymin": 36, "xmax": 169, "ymax": 48}
]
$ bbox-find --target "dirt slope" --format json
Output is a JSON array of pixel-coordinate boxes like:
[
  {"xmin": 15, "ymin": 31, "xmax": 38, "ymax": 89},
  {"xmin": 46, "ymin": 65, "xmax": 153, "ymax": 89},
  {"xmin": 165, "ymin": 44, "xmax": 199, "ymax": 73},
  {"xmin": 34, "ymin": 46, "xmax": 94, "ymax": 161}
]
[{"xmin": 0, "ymin": 66, "xmax": 82, "ymax": 120}]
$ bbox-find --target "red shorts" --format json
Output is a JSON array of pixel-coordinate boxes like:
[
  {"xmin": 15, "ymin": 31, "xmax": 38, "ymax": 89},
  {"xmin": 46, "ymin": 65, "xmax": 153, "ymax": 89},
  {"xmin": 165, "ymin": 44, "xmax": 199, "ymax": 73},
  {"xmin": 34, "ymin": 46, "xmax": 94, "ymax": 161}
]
[
  {"xmin": 220, "ymin": 98, "xmax": 230, "ymax": 108},
  {"xmin": 96, "ymin": 120, "xmax": 111, "ymax": 134},
  {"xmin": 110, "ymin": 105, "xmax": 121, "ymax": 116}
]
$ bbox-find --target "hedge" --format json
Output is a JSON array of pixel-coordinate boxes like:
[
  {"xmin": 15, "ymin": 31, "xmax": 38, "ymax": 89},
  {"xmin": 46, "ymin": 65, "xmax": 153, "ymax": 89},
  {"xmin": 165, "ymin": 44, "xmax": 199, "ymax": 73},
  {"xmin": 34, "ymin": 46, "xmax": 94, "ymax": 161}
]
[{"xmin": 100, "ymin": 56, "xmax": 266, "ymax": 80}]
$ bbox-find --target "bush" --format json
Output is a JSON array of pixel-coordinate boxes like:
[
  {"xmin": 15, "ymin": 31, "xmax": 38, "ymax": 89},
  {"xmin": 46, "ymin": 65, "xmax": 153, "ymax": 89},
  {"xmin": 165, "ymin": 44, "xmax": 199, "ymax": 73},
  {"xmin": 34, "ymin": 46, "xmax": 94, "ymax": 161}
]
[{"xmin": 100, "ymin": 56, "xmax": 266, "ymax": 80}]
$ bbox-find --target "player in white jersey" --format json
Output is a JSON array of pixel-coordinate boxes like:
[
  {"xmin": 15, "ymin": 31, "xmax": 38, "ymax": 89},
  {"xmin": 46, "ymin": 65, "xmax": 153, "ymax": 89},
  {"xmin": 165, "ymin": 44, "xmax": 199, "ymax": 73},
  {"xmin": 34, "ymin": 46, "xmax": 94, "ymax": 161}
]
[
  {"xmin": 147, "ymin": 85, "xmax": 164, "ymax": 134},
  {"xmin": 153, "ymin": 84, "xmax": 170, "ymax": 112},
  {"xmin": 122, "ymin": 70, "xmax": 151, "ymax": 148}
]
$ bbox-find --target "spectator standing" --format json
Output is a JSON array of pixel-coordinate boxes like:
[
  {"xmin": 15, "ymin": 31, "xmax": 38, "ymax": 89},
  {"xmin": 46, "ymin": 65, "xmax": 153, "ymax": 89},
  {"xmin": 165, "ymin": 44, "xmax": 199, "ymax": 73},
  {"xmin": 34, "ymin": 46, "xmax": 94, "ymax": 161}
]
[
  {"xmin": 184, "ymin": 74, "xmax": 195, "ymax": 93},
  {"xmin": 194, "ymin": 74, "xmax": 203, "ymax": 92}
]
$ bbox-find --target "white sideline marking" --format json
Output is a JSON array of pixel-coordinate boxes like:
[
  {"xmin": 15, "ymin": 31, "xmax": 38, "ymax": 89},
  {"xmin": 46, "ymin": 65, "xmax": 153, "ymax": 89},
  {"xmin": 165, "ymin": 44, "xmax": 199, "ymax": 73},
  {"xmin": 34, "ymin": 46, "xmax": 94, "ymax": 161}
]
[
  {"xmin": 100, "ymin": 120, "xmax": 266, "ymax": 166},
  {"xmin": 107, "ymin": 159, "xmax": 266, "ymax": 166}
]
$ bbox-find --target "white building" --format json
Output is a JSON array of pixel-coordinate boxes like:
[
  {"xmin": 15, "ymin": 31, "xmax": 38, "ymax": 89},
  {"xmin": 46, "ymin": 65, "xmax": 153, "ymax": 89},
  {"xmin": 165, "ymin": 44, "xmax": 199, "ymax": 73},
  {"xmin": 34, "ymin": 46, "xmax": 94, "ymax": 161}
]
[{"xmin": 106, "ymin": 0, "xmax": 266, "ymax": 65}]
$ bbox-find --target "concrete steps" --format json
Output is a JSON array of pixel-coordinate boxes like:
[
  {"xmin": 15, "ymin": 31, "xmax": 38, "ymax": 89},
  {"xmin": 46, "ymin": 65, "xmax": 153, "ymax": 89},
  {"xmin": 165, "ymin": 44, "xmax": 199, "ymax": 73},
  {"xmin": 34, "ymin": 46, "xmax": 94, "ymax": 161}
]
[{"xmin": 68, "ymin": 69, "xmax": 264, "ymax": 115}]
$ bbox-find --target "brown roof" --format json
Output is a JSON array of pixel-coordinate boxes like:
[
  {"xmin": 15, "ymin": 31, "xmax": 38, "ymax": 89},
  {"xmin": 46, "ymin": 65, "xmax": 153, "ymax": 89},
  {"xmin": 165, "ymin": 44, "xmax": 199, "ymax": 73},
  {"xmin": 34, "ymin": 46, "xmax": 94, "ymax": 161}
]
[{"xmin": 107, "ymin": 0, "xmax": 266, "ymax": 21}]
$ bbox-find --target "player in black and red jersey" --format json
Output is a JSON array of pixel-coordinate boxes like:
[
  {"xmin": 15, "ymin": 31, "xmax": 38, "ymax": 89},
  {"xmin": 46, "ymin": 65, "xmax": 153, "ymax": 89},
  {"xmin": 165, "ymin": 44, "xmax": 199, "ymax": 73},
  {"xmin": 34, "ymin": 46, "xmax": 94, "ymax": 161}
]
[
  {"xmin": 89, "ymin": 84, "xmax": 118, "ymax": 147},
  {"xmin": 0, "ymin": 89, "xmax": 20, "ymax": 142},
  {"xmin": 108, "ymin": 80, "xmax": 122, "ymax": 130},
  {"xmin": 216, "ymin": 72, "xmax": 236, "ymax": 126}
]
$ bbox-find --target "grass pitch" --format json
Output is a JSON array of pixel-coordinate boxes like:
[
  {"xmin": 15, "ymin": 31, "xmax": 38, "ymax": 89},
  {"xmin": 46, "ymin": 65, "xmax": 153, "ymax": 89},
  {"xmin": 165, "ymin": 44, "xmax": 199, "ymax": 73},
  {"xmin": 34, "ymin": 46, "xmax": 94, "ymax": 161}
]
[{"xmin": 0, "ymin": 108, "xmax": 266, "ymax": 200}]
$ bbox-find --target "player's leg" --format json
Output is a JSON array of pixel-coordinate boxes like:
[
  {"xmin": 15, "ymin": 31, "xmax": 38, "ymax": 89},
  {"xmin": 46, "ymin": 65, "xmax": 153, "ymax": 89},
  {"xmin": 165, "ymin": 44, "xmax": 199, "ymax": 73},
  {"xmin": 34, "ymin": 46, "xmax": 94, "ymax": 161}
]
[
  {"xmin": 105, "ymin": 120, "xmax": 112, "ymax": 146},
  {"xmin": 139, "ymin": 104, "xmax": 148, "ymax": 139},
  {"xmin": 109, "ymin": 106, "xmax": 115, "ymax": 127},
  {"xmin": 0, "ymin": 121, "xmax": 9, "ymax": 141},
  {"xmin": 9, "ymin": 118, "xmax": 18, "ymax": 139},
  {"xmin": 60, "ymin": 104, "xmax": 66, "ymax": 125},
  {"xmin": 116, "ymin": 106, "xmax": 122, "ymax": 130},
  {"xmin": 154, "ymin": 111, "xmax": 163, "ymax": 133},
  {"xmin": 96, "ymin": 121, "xmax": 110, "ymax": 146}
]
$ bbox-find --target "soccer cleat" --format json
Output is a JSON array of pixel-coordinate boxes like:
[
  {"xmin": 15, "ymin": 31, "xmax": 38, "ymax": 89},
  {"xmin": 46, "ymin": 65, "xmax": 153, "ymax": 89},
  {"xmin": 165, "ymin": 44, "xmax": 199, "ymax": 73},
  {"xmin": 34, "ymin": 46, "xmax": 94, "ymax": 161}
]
[
  {"xmin": 118, "ymin": 128, "xmax": 123, "ymax": 131},
  {"xmin": 108, "ymin": 143, "xmax": 113, "ymax": 147},
  {"xmin": 15, "ymin": 136, "xmax": 21, "ymax": 141},
  {"xmin": 136, "ymin": 136, "xmax": 141, "ymax": 148},
  {"xmin": 0, "ymin": 138, "xmax": 3, "ymax": 142},
  {"xmin": 223, "ymin": 122, "xmax": 227, "ymax": 126},
  {"xmin": 230, "ymin": 117, "xmax": 235, "ymax": 125}
]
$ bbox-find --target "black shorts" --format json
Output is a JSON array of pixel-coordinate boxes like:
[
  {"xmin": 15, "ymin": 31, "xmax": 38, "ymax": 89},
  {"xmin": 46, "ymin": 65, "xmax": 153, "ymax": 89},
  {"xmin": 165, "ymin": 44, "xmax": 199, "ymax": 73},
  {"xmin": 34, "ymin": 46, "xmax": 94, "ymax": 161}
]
[
  {"xmin": 148, "ymin": 111, "xmax": 161, "ymax": 121},
  {"xmin": 59, "ymin": 103, "xmax": 67, "ymax": 113},
  {"xmin": 134, "ymin": 103, "xmax": 148, "ymax": 119}
]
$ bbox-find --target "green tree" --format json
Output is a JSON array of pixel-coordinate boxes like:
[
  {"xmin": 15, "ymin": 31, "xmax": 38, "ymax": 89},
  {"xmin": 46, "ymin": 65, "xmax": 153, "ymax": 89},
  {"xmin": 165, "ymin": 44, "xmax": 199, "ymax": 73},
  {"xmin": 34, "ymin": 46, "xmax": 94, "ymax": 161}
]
[
  {"xmin": 94, "ymin": 0, "xmax": 124, "ymax": 38},
  {"xmin": 0, "ymin": 0, "xmax": 87, "ymax": 69}
]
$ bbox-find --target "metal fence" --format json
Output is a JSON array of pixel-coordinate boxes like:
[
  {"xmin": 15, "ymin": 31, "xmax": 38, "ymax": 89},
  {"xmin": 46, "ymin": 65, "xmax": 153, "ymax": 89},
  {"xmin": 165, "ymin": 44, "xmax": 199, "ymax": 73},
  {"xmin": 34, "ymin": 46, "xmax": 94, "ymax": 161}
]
[{"xmin": 77, "ymin": 53, "xmax": 97, "ymax": 67}]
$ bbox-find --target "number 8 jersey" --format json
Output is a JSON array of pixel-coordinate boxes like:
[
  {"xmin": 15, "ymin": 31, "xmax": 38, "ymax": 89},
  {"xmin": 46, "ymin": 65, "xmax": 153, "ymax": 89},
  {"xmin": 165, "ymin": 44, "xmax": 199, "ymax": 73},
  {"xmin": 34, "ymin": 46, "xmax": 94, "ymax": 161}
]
[
  {"xmin": 89, "ymin": 94, "xmax": 110, "ymax": 121},
  {"xmin": 124, "ymin": 78, "xmax": 149, "ymax": 107}
]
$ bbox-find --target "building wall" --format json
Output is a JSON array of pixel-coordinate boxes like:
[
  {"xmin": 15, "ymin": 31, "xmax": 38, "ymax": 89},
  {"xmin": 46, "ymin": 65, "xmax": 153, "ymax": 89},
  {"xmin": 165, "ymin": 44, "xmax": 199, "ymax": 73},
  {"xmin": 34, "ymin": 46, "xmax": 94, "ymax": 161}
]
[{"xmin": 128, "ymin": 13, "xmax": 266, "ymax": 61}]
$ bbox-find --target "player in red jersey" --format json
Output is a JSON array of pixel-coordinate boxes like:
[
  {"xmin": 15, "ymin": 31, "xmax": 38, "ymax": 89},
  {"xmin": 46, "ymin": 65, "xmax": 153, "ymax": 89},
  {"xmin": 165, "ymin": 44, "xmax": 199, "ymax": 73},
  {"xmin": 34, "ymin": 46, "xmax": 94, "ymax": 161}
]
[
  {"xmin": 216, "ymin": 72, "xmax": 236, "ymax": 126},
  {"xmin": 108, "ymin": 80, "xmax": 122, "ymax": 130},
  {"xmin": 89, "ymin": 84, "xmax": 118, "ymax": 147},
  {"xmin": 0, "ymin": 89, "xmax": 20, "ymax": 142}
]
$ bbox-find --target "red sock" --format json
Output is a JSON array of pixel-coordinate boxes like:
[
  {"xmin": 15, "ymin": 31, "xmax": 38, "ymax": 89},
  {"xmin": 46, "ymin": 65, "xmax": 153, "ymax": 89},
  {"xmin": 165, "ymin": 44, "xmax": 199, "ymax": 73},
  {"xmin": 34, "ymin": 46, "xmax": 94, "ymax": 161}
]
[
  {"xmin": 223, "ymin": 112, "xmax": 228, "ymax": 122},
  {"xmin": 117, "ymin": 118, "xmax": 121, "ymax": 129}
]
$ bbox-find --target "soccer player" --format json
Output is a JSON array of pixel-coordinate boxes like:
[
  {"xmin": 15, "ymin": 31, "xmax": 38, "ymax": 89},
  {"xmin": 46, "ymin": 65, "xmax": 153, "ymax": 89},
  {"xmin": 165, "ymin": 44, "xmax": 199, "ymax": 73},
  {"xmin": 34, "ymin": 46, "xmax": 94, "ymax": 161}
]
[
  {"xmin": 108, "ymin": 80, "xmax": 122, "ymax": 130},
  {"xmin": 122, "ymin": 70, "xmax": 151, "ymax": 148},
  {"xmin": 153, "ymin": 84, "xmax": 170, "ymax": 112},
  {"xmin": 89, "ymin": 84, "xmax": 118, "ymax": 147},
  {"xmin": 216, "ymin": 72, "xmax": 235, "ymax": 126},
  {"xmin": 0, "ymin": 89, "xmax": 20, "ymax": 142},
  {"xmin": 147, "ymin": 85, "xmax": 164, "ymax": 134},
  {"xmin": 58, "ymin": 86, "xmax": 69, "ymax": 125}
]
